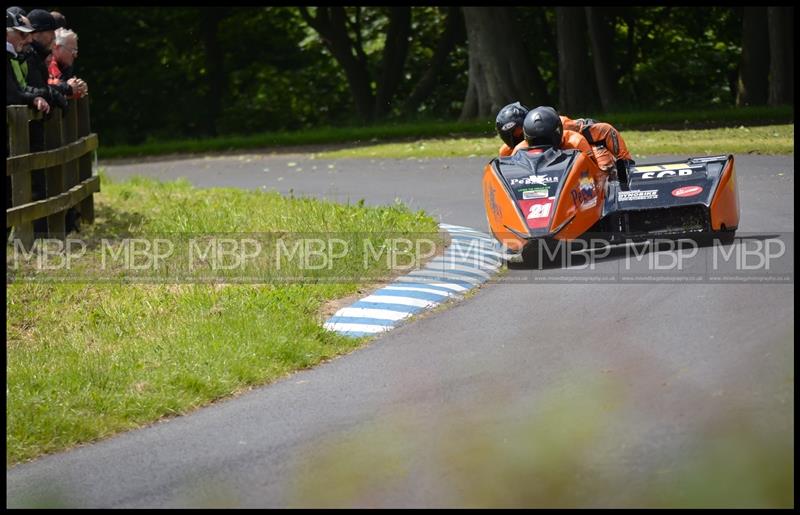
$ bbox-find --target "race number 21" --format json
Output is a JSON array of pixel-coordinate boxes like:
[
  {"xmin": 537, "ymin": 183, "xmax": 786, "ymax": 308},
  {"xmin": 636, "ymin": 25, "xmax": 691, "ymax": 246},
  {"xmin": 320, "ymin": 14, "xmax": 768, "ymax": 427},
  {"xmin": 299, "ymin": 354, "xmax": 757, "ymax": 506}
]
[{"xmin": 527, "ymin": 203, "xmax": 551, "ymax": 219}]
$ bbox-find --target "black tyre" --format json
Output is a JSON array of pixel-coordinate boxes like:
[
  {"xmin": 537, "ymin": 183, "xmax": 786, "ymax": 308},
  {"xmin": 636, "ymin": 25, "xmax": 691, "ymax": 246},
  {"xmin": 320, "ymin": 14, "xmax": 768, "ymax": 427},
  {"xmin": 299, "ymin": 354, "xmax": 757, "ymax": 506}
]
[
  {"xmin": 520, "ymin": 239, "xmax": 564, "ymax": 268},
  {"xmin": 712, "ymin": 228, "xmax": 736, "ymax": 246}
]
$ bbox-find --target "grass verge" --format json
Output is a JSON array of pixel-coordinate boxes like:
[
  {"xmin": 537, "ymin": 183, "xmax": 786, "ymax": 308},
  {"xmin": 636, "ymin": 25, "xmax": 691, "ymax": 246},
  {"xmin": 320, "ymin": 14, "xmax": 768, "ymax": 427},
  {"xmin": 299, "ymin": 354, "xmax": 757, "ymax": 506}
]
[
  {"xmin": 97, "ymin": 105, "xmax": 793, "ymax": 160},
  {"xmin": 315, "ymin": 124, "xmax": 794, "ymax": 159},
  {"xmin": 6, "ymin": 175, "xmax": 441, "ymax": 466}
]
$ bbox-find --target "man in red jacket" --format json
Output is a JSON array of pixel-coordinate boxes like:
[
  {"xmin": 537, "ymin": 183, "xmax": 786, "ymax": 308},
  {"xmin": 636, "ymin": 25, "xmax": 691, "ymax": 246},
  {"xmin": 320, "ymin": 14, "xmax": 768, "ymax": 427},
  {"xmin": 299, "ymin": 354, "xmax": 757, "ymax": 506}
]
[{"xmin": 47, "ymin": 27, "xmax": 88, "ymax": 99}]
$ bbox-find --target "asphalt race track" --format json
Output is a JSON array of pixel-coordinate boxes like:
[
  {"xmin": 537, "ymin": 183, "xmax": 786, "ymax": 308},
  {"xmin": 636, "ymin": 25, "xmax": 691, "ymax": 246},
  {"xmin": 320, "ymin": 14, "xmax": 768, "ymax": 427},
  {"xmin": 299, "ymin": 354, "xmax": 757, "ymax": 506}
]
[{"xmin": 7, "ymin": 153, "xmax": 794, "ymax": 507}]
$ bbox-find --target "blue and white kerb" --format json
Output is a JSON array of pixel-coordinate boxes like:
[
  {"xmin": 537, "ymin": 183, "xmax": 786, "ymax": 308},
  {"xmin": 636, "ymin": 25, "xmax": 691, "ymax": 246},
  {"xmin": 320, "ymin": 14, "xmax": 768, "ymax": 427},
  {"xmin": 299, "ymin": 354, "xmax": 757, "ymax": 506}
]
[{"xmin": 323, "ymin": 223, "xmax": 504, "ymax": 338}]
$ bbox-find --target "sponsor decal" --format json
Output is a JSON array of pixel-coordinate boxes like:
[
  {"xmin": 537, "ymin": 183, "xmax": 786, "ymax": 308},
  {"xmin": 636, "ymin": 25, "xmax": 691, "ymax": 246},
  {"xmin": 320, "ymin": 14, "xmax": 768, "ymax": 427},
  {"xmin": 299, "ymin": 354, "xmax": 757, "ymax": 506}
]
[
  {"xmin": 520, "ymin": 186, "xmax": 549, "ymax": 199},
  {"xmin": 508, "ymin": 174, "xmax": 559, "ymax": 186},
  {"xmin": 632, "ymin": 163, "xmax": 704, "ymax": 174},
  {"xmin": 671, "ymin": 185, "xmax": 704, "ymax": 198},
  {"xmin": 570, "ymin": 171, "xmax": 596, "ymax": 209},
  {"xmin": 641, "ymin": 169, "xmax": 697, "ymax": 179},
  {"xmin": 518, "ymin": 198, "xmax": 554, "ymax": 230},
  {"xmin": 618, "ymin": 189, "xmax": 658, "ymax": 201},
  {"xmin": 632, "ymin": 165, "xmax": 664, "ymax": 173},
  {"xmin": 502, "ymin": 121, "xmax": 516, "ymax": 131},
  {"xmin": 690, "ymin": 155, "xmax": 727, "ymax": 163}
]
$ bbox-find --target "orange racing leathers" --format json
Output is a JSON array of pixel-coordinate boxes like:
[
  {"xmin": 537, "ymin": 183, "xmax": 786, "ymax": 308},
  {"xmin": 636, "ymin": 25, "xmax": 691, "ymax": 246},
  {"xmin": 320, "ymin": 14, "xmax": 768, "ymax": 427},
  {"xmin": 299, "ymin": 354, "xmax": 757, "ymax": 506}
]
[
  {"xmin": 560, "ymin": 116, "xmax": 632, "ymax": 172},
  {"xmin": 499, "ymin": 116, "xmax": 632, "ymax": 174}
]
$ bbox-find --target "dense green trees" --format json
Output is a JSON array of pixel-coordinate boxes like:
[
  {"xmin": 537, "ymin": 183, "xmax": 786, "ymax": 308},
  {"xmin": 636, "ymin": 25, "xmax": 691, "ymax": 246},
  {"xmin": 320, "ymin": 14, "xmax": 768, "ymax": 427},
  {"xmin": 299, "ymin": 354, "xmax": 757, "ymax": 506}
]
[{"xmin": 61, "ymin": 6, "xmax": 792, "ymax": 145}]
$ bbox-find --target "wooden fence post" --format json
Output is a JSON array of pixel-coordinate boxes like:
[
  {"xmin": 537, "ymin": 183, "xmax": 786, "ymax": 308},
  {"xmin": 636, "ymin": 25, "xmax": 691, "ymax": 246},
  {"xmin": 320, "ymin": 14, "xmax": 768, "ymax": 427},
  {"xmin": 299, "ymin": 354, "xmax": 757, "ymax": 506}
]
[
  {"xmin": 77, "ymin": 97, "xmax": 94, "ymax": 224},
  {"xmin": 44, "ymin": 110, "xmax": 66, "ymax": 239},
  {"xmin": 7, "ymin": 107, "xmax": 33, "ymax": 250},
  {"xmin": 62, "ymin": 102, "xmax": 80, "ymax": 231},
  {"xmin": 8, "ymin": 101, "xmax": 99, "ymax": 247},
  {"xmin": 63, "ymin": 102, "xmax": 80, "ymax": 185}
]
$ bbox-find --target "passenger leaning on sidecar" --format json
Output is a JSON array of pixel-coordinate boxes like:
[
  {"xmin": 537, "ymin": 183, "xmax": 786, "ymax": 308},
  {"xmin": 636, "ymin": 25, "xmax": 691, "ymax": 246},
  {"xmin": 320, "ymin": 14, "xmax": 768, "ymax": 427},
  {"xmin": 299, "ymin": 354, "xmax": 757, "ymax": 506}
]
[{"xmin": 495, "ymin": 102, "xmax": 635, "ymax": 180}]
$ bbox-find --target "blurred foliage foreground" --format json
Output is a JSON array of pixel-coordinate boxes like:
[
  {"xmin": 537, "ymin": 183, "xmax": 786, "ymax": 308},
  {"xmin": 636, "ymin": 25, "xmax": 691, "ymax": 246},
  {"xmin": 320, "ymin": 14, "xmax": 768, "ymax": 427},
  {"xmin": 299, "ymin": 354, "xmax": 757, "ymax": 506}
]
[{"xmin": 284, "ymin": 364, "xmax": 793, "ymax": 508}]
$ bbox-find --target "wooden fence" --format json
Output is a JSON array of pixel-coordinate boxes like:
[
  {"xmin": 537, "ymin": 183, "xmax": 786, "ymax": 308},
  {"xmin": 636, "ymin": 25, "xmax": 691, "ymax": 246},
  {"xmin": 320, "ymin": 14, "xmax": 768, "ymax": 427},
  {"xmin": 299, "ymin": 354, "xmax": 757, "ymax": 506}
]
[{"xmin": 6, "ymin": 96, "xmax": 99, "ymax": 249}]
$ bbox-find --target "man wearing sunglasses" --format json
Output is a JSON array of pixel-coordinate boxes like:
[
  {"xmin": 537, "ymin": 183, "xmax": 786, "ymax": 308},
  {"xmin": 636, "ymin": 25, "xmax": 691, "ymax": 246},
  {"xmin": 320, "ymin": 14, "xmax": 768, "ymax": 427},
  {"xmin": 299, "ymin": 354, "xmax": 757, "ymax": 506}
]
[{"xmin": 6, "ymin": 9, "xmax": 50, "ymax": 112}]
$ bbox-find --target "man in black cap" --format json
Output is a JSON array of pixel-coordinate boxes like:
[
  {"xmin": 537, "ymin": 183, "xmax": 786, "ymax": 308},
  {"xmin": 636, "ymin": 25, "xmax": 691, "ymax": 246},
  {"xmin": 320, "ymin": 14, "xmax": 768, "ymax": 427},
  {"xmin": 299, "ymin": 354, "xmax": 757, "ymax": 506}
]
[
  {"xmin": 6, "ymin": 7, "xmax": 30, "ymax": 83},
  {"xmin": 19, "ymin": 9, "xmax": 67, "ymax": 157},
  {"xmin": 6, "ymin": 9, "xmax": 50, "ymax": 112},
  {"xmin": 24, "ymin": 9, "xmax": 68, "ymax": 107},
  {"xmin": 7, "ymin": 9, "xmax": 50, "ymax": 238},
  {"xmin": 6, "ymin": 6, "xmax": 26, "ymax": 17},
  {"xmin": 11, "ymin": 8, "xmax": 70, "ymax": 237}
]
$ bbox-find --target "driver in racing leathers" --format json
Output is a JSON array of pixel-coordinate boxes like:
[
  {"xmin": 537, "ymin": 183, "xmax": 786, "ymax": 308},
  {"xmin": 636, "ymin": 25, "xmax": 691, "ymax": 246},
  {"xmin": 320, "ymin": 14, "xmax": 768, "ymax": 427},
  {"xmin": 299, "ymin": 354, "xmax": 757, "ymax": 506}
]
[{"xmin": 495, "ymin": 101, "xmax": 635, "ymax": 180}]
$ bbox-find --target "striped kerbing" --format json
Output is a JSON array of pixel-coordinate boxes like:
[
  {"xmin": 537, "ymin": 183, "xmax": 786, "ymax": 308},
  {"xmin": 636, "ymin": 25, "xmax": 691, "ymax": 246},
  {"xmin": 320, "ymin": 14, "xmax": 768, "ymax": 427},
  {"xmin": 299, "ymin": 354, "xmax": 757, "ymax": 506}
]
[{"xmin": 323, "ymin": 224, "xmax": 505, "ymax": 338}]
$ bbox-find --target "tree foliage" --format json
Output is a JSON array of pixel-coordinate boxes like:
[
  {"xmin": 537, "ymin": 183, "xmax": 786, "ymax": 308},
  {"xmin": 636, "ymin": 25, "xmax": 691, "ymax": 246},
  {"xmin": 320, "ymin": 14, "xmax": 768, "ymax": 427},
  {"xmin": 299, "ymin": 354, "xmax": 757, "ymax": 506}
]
[{"xmin": 59, "ymin": 6, "xmax": 789, "ymax": 145}]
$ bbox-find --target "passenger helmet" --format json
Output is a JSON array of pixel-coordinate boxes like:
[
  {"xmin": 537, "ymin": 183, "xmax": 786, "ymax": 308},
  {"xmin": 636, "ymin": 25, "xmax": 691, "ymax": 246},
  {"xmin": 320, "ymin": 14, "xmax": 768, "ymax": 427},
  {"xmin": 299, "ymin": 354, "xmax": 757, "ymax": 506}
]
[
  {"xmin": 495, "ymin": 102, "xmax": 529, "ymax": 148},
  {"xmin": 523, "ymin": 106, "xmax": 563, "ymax": 147}
]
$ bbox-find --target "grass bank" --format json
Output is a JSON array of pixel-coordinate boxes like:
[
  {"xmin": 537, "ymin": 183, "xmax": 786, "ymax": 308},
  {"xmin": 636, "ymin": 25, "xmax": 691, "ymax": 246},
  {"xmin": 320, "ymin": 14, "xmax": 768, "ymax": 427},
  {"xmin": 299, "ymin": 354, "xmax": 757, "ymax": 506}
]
[
  {"xmin": 98, "ymin": 105, "xmax": 793, "ymax": 160},
  {"xmin": 6, "ymin": 175, "xmax": 441, "ymax": 466},
  {"xmin": 315, "ymin": 124, "xmax": 794, "ymax": 159}
]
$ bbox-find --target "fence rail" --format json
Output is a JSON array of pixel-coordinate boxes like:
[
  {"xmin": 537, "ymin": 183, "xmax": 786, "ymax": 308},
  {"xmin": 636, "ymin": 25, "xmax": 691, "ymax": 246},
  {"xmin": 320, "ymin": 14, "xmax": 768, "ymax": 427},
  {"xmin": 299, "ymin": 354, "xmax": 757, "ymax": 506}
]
[{"xmin": 6, "ymin": 96, "xmax": 99, "ymax": 249}]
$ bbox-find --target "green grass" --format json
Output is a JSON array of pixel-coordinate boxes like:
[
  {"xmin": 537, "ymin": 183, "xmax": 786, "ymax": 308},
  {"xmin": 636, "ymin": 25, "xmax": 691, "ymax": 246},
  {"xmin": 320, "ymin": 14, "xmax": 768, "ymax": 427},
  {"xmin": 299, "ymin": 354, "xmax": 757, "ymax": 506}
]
[
  {"xmin": 314, "ymin": 124, "xmax": 794, "ymax": 159},
  {"xmin": 6, "ymin": 175, "xmax": 441, "ymax": 466},
  {"xmin": 97, "ymin": 105, "xmax": 793, "ymax": 160},
  {"xmin": 97, "ymin": 121, "xmax": 492, "ymax": 160},
  {"xmin": 591, "ymin": 104, "xmax": 793, "ymax": 130}
]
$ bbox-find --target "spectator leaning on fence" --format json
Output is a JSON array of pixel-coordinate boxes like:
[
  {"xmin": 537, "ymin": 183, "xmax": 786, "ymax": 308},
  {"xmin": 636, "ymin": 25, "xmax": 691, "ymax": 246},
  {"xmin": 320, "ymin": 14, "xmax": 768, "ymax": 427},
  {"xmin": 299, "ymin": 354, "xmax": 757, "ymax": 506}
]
[
  {"xmin": 7, "ymin": 8, "xmax": 30, "ymax": 84},
  {"xmin": 6, "ymin": 10, "xmax": 49, "ymax": 112},
  {"xmin": 48, "ymin": 10, "xmax": 77, "ymax": 78},
  {"xmin": 24, "ymin": 9, "xmax": 67, "ymax": 108},
  {"xmin": 48, "ymin": 27, "xmax": 87, "ymax": 98}
]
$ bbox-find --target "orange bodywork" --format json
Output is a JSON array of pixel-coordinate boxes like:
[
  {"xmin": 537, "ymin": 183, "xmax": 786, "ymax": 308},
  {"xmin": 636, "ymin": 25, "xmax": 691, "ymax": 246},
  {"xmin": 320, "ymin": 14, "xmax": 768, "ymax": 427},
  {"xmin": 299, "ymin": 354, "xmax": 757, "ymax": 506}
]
[
  {"xmin": 709, "ymin": 156, "xmax": 740, "ymax": 230},
  {"xmin": 498, "ymin": 143, "xmax": 514, "ymax": 157},
  {"xmin": 482, "ymin": 162, "xmax": 529, "ymax": 251},
  {"xmin": 548, "ymin": 151, "xmax": 607, "ymax": 240},
  {"xmin": 483, "ymin": 149, "xmax": 608, "ymax": 248}
]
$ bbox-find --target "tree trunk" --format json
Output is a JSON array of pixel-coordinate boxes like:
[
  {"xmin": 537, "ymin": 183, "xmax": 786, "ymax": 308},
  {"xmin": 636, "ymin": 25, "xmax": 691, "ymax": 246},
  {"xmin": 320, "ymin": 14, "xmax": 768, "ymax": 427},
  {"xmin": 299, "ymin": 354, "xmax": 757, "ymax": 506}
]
[
  {"xmin": 737, "ymin": 7, "xmax": 769, "ymax": 106},
  {"xmin": 526, "ymin": 10, "xmax": 555, "ymax": 106},
  {"xmin": 584, "ymin": 6, "xmax": 617, "ymax": 112},
  {"xmin": 460, "ymin": 76, "xmax": 478, "ymax": 120},
  {"xmin": 459, "ymin": 7, "xmax": 548, "ymax": 121},
  {"xmin": 201, "ymin": 9, "xmax": 225, "ymax": 137},
  {"xmin": 767, "ymin": 7, "xmax": 793, "ymax": 106},
  {"xmin": 556, "ymin": 7, "xmax": 593, "ymax": 114},
  {"xmin": 404, "ymin": 7, "xmax": 464, "ymax": 114},
  {"xmin": 374, "ymin": 7, "xmax": 411, "ymax": 119},
  {"xmin": 299, "ymin": 7, "xmax": 375, "ymax": 122}
]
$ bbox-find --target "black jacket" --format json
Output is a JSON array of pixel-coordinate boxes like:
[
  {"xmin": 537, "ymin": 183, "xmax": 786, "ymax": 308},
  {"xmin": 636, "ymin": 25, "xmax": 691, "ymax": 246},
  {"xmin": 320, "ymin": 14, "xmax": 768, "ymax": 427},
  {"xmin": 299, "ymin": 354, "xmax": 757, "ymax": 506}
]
[
  {"xmin": 6, "ymin": 51, "xmax": 49, "ymax": 106},
  {"xmin": 25, "ymin": 41, "xmax": 69, "ymax": 107}
]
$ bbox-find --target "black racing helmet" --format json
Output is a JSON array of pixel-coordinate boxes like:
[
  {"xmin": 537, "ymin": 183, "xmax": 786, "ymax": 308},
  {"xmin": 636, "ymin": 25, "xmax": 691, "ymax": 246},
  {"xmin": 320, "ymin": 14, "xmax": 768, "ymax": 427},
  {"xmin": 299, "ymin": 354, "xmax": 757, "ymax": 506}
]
[
  {"xmin": 523, "ymin": 106, "xmax": 563, "ymax": 147},
  {"xmin": 495, "ymin": 102, "xmax": 529, "ymax": 148}
]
